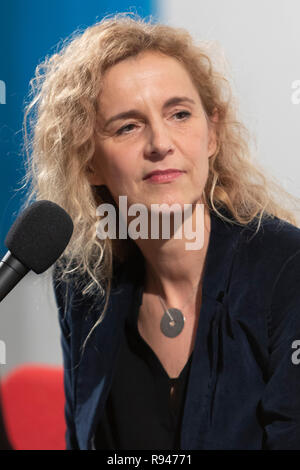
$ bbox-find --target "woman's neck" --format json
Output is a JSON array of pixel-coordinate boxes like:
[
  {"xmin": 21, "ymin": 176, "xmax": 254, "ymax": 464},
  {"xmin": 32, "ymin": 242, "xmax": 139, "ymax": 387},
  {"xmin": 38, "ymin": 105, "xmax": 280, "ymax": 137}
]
[{"xmin": 135, "ymin": 205, "xmax": 211, "ymax": 306}]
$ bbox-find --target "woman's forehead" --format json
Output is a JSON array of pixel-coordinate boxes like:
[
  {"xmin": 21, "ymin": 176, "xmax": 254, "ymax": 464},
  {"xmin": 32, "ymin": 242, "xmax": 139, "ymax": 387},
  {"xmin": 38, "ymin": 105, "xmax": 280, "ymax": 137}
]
[{"xmin": 99, "ymin": 53, "xmax": 199, "ymax": 108}]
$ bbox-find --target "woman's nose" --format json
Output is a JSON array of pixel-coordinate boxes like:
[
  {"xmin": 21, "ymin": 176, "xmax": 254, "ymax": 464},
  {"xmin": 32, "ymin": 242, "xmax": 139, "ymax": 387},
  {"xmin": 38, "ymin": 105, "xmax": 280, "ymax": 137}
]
[{"xmin": 144, "ymin": 120, "xmax": 175, "ymax": 158}]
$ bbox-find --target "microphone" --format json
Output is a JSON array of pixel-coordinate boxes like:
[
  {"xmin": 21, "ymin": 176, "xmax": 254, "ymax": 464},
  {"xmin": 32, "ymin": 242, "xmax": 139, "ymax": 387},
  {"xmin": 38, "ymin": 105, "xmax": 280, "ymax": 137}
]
[{"xmin": 0, "ymin": 200, "xmax": 73, "ymax": 302}]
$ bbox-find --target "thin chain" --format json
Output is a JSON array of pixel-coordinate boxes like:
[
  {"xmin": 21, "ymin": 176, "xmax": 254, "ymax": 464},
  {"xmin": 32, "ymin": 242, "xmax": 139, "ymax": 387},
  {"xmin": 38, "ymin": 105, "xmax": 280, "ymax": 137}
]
[
  {"xmin": 141, "ymin": 272, "xmax": 202, "ymax": 322},
  {"xmin": 158, "ymin": 296, "xmax": 174, "ymax": 321},
  {"xmin": 157, "ymin": 278, "xmax": 200, "ymax": 315}
]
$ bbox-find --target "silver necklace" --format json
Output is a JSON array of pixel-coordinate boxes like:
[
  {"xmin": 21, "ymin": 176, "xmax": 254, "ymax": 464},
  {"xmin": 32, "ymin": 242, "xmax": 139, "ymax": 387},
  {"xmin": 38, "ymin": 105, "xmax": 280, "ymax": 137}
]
[{"xmin": 157, "ymin": 280, "xmax": 200, "ymax": 338}]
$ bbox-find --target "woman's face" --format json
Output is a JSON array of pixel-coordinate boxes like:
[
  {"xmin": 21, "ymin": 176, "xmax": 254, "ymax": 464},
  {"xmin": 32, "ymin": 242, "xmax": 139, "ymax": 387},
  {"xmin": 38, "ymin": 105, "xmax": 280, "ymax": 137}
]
[{"xmin": 88, "ymin": 51, "xmax": 217, "ymax": 211}]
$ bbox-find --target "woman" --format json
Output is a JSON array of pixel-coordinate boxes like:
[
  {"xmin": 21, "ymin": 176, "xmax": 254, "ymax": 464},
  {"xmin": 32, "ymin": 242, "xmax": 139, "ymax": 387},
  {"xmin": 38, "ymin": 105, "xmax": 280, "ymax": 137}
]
[{"xmin": 20, "ymin": 13, "xmax": 300, "ymax": 450}]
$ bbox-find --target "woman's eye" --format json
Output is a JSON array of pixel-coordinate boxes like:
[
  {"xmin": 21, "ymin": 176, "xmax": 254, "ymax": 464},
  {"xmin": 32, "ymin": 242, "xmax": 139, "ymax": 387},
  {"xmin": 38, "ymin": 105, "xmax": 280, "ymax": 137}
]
[
  {"xmin": 116, "ymin": 111, "xmax": 191, "ymax": 136},
  {"xmin": 116, "ymin": 123, "xmax": 136, "ymax": 135},
  {"xmin": 173, "ymin": 111, "xmax": 191, "ymax": 120}
]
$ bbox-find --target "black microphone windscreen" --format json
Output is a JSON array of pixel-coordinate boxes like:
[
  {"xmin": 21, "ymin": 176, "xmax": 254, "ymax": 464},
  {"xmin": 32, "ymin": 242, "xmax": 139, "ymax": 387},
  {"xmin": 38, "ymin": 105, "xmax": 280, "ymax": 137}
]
[{"xmin": 4, "ymin": 200, "xmax": 74, "ymax": 274}]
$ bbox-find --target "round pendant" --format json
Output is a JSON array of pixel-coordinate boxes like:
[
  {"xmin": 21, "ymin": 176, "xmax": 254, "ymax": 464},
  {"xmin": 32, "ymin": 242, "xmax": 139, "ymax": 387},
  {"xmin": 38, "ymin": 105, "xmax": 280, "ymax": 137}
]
[{"xmin": 160, "ymin": 308, "xmax": 185, "ymax": 338}]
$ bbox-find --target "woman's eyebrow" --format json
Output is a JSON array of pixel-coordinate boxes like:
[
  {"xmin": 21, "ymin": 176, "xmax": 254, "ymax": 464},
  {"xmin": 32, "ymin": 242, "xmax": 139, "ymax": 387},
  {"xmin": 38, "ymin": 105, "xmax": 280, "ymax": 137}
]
[{"xmin": 103, "ymin": 96, "xmax": 196, "ymax": 128}]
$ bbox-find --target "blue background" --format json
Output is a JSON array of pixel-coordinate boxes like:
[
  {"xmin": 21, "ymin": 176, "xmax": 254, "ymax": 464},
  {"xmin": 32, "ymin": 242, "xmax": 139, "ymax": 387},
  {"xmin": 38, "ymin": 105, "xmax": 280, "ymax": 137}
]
[{"xmin": 0, "ymin": 0, "xmax": 156, "ymax": 257}]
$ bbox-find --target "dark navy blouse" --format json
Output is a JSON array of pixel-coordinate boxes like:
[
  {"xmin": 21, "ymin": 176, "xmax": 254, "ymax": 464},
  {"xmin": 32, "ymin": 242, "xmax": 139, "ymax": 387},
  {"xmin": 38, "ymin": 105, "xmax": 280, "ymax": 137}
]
[{"xmin": 94, "ymin": 284, "xmax": 193, "ymax": 450}]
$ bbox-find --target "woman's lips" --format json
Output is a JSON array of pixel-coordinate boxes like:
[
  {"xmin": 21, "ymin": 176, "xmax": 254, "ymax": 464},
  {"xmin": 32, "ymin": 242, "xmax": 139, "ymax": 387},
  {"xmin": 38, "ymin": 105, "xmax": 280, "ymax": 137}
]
[{"xmin": 144, "ymin": 170, "xmax": 185, "ymax": 183}]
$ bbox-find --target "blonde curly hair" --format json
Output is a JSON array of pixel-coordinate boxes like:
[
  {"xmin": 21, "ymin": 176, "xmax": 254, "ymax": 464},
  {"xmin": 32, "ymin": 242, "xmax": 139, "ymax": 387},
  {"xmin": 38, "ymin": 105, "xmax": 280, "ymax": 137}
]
[{"xmin": 19, "ymin": 11, "xmax": 300, "ymax": 353}]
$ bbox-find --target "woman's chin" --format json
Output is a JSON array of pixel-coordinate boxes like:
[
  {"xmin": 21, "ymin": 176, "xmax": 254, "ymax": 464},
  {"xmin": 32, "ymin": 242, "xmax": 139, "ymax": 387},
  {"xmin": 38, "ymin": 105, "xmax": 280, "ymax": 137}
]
[{"xmin": 142, "ymin": 195, "xmax": 204, "ymax": 212}]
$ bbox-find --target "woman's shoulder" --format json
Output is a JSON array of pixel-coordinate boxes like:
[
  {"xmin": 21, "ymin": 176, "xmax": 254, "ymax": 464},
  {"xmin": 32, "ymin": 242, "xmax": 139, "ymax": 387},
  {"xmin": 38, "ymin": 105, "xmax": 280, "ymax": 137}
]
[
  {"xmin": 238, "ymin": 213, "xmax": 300, "ymax": 261},
  {"xmin": 230, "ymin": 213, "xmax": 300, "ymax": 311}
]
